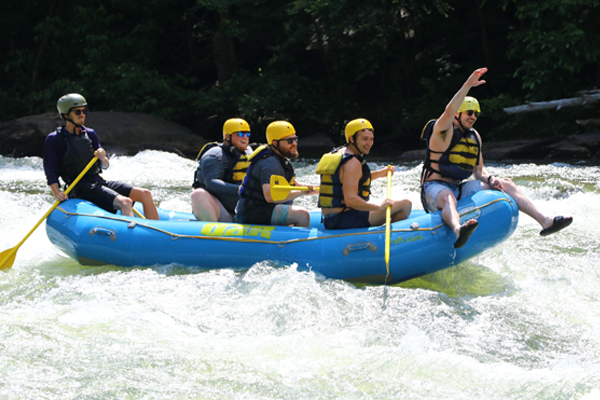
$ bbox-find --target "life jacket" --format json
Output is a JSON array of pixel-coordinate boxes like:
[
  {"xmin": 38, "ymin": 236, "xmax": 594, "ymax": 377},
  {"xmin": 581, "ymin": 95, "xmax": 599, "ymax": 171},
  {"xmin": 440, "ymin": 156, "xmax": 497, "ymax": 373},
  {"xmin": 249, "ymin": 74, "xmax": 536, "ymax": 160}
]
[
  {"xmin": 419, "ymin": 119, "xmax": 481, "ymax": 213},
  {"xmin": 59, "ymin": 127, "xmax": 101, "ymax": 185},
  {"xmin": 421, "ymin": 120, "xmax": 481, "ymax": 183},
  {"xmin": 316, "ymin": 148, "xmax": 371, "ymax": 208},
  {"xmin": 192, "ymin": 142, "xmax": 251, "ymax": 189},
  {"xmin": 238, "ymin": 145, "xmax": 295, "ymax": 204}
]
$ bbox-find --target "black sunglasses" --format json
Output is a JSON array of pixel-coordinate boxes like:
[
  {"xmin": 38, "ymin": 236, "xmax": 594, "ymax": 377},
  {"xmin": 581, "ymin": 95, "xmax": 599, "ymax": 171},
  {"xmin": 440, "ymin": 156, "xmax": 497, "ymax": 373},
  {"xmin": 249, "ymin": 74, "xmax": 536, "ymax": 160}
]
[
  {"xmin": 466, "ymin": 110, "xmax": 480, "ymax": 117},
  {"xmin": 278, "ymin": 137, "xmax": 299, "ymax": 145},
  {"xmin": 234, "ymin": 132, "xmax": 251, "ymax": 137},
  {"xmin": 72, "ymin": 109, "xmax": 88, "ymax": 116}
]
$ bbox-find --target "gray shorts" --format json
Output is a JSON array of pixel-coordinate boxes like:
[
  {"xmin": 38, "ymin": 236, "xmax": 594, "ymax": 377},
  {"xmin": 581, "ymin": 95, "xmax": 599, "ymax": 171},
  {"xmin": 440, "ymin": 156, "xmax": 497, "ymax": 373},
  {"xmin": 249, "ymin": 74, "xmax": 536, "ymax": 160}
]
[
  {"xmin": 422, "ymin": 180, "xmax": 482, "ymax": 212},
  {"xmin": 216, "ymin": 198, "xmax": 234, "ymax": 223}
]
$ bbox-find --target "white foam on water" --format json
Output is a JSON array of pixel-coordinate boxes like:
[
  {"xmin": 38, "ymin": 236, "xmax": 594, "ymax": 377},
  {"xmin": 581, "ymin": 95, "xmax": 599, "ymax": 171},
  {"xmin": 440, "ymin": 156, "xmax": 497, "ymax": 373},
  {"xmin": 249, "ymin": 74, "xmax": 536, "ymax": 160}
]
[{"xmin": 1, "ymin": 153, "xmax": 600, "ymax": 399}]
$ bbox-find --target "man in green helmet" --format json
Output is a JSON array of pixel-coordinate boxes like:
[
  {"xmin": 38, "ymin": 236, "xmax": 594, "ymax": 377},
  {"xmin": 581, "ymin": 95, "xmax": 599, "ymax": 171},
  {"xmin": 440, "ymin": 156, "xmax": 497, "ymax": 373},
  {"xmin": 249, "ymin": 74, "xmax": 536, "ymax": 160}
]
[
  {"xmin": 420, "ymin": 68, "xmax": 572, "ymax": 248},
  {"xmin": 43, "ymin": 93, "xmax": 159, "ymax": 219}
]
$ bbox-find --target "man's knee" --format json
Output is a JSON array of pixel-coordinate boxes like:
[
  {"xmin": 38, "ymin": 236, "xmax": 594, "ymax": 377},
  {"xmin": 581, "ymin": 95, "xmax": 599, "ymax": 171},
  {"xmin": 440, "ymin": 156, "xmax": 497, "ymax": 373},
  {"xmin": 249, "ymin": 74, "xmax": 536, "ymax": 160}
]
[
  {"xmin": 289, "ymin": 209, "xmax": 310, "ymax": 227},
  {"xmin": 114, "ymin": 195, "xmax": 133, "ymax": 210},
  {"xmin": 437, "ymin": 190, "xmax": 457, "ymax": 208},
  {"xmin": 137, "ymin": 188, "xmax": 153, "ymax": 202}
]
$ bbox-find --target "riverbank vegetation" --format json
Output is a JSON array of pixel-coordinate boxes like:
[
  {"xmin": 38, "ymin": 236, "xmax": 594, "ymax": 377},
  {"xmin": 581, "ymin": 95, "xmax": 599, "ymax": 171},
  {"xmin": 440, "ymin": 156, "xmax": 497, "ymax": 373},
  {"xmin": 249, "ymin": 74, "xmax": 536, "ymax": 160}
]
[{"xmin": 1, "ymin": 0, "xmax": 598, "ymax": 148}]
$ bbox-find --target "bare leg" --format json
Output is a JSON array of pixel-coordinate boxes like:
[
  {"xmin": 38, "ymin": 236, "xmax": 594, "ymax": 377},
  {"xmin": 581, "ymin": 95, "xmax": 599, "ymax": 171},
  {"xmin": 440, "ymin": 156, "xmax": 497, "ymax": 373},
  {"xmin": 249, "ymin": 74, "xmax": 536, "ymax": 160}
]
[
  {"xmin": 368, "ymin": 199, "xmax": 413, "ymax": 225},
  {"xmin": 437, "ymin": 190, "xmax": 477, "ymax": 247},
  {"xmin": 191, "ymin": 189, "xmax": 221, "ymax": 222},
  {"xmin": 486, "ymin": 178, "xmax": 554, "ymax": 229},
  {"xmin": 129, "ymin": 187, "xmax": 159, "ymax": 220},
  {"xmin": 113, "ymin": 195, "xmax": 134, "ymax": 217},
  {"xmin": 285, "ymin": 206, "xmax": 311, "ymax": 227}
]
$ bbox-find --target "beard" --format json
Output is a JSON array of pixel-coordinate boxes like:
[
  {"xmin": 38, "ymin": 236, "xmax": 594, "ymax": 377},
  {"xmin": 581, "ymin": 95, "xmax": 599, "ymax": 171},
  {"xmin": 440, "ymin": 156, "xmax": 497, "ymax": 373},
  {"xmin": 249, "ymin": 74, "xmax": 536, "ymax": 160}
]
[{"xmin": 280, "ymin": 146, "xmax": 299, "ymax": 160}]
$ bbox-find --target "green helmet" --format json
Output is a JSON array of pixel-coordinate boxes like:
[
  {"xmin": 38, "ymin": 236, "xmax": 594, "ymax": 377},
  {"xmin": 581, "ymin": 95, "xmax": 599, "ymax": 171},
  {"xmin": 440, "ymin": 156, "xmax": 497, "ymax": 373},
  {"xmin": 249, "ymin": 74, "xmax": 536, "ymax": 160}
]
[{"xmin": 57, "ymin": 93, "xmax": 88, "ymax": 118}]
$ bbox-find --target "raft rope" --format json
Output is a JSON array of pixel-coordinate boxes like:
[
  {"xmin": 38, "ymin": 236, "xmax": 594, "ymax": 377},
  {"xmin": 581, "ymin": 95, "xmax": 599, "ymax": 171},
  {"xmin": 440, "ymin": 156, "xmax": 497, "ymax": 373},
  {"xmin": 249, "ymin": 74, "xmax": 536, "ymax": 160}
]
[{"xmin": 55, "ymin": 194, "xmax": 512, "ymax": 248}]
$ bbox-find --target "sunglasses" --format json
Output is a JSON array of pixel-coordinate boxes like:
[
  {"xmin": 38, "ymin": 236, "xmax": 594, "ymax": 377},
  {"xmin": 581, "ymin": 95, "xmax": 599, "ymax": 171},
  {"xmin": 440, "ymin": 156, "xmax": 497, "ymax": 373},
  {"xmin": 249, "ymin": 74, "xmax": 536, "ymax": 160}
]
[
  {"xmin": 71, "ymin": 109, "xmax": 88, "ymax": 116},
  {"xmin": 466, "ymin": 110, "xmax": 480, "ymax": 117},
  {"xmin": 278, "ymin": 137, "xmax": 299, "ymax": 145},
  {"xmin": 234, "ymin": 132, "xmax": 251, "ymax": 137}
]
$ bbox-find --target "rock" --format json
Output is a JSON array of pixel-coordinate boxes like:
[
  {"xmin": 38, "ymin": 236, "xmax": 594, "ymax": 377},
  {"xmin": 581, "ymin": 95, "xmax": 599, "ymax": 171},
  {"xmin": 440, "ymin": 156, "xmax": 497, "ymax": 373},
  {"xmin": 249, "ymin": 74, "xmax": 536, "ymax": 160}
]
[
  {"xmin": 0, "ymin": 112, "xmax": 208, "ymax": 159},
  {"xmin": 298, "ymin": 132, "xmax": 336, "ymax": 158}
]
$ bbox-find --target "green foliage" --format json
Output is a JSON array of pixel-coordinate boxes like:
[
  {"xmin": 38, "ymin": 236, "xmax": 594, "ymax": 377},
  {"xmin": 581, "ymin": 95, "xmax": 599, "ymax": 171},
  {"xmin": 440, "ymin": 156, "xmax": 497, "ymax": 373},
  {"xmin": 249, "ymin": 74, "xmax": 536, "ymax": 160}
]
[
  {"xmin": 501, "ymin": 0, "xmax": 600, "ymax": 98},
  {"xmin": 0, "ymin": 0, "xmax": 598, "ymax": 151}
]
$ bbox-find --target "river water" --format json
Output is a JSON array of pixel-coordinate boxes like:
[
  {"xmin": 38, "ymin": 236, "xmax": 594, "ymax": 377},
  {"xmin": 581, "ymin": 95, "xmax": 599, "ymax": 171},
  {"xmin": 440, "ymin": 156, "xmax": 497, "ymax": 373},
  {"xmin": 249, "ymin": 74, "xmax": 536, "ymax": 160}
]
[{"xmin": 0, "ymin": 151, "xmax": 599, "ymax": 399}]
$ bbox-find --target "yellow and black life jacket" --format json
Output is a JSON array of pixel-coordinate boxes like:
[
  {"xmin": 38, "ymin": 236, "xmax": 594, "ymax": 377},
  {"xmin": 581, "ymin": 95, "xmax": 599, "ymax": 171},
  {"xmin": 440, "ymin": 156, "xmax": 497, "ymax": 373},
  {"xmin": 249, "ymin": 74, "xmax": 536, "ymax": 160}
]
[
  {"xmin": 316, "ymin": 149, "xmax": 371, "ymax": 208},
  {"xmin": 192, "ymin": 142, "xmax": 251, "ymax": 189},
  {"xmin": 421, "ymin": 120, "xmax": 481, "ymax": 182}
]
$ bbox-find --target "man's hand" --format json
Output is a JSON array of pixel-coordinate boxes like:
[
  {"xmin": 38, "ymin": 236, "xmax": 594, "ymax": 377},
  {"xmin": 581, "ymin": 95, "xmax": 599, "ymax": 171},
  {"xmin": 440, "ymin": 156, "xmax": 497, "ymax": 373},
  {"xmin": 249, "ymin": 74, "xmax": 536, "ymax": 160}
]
[
  {"xmin": 466, "ymin": 68, "xmax": 487, "ymax": 89},
  {"xmin": 94, "ymin": 147, "xmax": 107, "ymax": 161}
]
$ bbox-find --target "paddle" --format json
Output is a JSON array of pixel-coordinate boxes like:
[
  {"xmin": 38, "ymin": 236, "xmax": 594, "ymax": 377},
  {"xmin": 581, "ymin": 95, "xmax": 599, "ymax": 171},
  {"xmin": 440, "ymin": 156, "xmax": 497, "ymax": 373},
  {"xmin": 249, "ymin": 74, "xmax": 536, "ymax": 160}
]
[
  {"xmin": 0, "ymin": 156, "xmax": 99, "ymax": 271},
  {"xmin": 132, "ymin": 208, "xmax": 146, "ymax": 219},
  {"xmin": 269, "ymin": 175, "xmax": 319, "ymax": 202},
  {"xmin": 385, "ymin": 166, "xmax": 392, "ymax": 276}
]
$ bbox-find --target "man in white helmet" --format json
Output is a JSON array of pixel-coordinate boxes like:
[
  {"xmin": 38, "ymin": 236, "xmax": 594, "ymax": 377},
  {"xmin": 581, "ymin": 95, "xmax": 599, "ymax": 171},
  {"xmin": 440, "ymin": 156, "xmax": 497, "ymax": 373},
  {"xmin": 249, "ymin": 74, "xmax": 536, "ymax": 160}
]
[
  {"xmin": 420, "ymin": 68, "xmax": 572, "ymax": 248},
  {"xmin": 317, "ymin": 118, "xmax": 411, "ymax": 229},
  {"xmin": 43, "ymin": 93, "xmax": 159, "ymax": 219},
  {"xmin": 191, "ymin": 118, "xmax": 253, "ymax": 222}
]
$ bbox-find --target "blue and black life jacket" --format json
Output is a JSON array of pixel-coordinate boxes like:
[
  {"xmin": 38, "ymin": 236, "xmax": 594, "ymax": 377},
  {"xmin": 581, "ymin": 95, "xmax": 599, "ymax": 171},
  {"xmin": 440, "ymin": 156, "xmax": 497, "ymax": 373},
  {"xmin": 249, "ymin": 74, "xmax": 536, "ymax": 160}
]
[
  {"xmin": 316, "ymin": 148, "xmax": 371, "ymax": 208},
  {"xmin": 238, "ymin": 145, "xmax": 295, "ymax": 204},
  {"xmin": 59, "ymin": 127, "xmax": 101, "ymax": 185}
]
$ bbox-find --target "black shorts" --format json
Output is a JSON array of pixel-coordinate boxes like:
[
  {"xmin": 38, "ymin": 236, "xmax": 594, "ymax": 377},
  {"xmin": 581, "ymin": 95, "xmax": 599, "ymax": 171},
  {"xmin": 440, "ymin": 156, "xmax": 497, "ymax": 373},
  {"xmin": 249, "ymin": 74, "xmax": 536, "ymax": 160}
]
[
  {"xmin": 323, "ymin": 209, "xmax": 370, "ymax": 230},
  {"xmin": 71, "ymin": 180, "xmax": 134, "ymax": 213}
]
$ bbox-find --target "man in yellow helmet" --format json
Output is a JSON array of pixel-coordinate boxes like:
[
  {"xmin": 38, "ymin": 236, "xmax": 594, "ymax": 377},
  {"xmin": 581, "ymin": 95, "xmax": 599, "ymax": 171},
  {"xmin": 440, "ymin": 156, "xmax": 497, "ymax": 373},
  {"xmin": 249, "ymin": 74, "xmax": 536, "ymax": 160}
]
[
  {"xmin": 421, "ymin": 68, "xmax": 572, "ymax": 248},
  {"xmin": 191, "ymin": 118, "xmax": 253, "ymax": 222},
  {"xmin": 235, "ymin": 121, "xmax": 316, "ymax": 227},
  {"xmin": 43, "ymin": 93, "xmax": 159, "ymax": 220},
  {"xmin": 317, "ymin": 119, "xmax": 411, "ymax": 229}
]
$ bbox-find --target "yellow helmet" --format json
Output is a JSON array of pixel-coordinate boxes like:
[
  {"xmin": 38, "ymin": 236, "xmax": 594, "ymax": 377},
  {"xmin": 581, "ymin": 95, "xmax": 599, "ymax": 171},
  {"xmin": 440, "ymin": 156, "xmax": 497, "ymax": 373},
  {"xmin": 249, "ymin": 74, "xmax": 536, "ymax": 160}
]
[
  {"xmin": 344, "ymin": 118, "xmax": 374, "ymax": 143},
  {"xmin": 266, "ymin": 121, "xmax": 296, "ymax": 144},
  {"xmin": 458, "ymin": 96, "xmax": 481, "ymax": 113},
  {"xmin": 223, "ymin": 118, "xmax": 250, "ymax": 139}
]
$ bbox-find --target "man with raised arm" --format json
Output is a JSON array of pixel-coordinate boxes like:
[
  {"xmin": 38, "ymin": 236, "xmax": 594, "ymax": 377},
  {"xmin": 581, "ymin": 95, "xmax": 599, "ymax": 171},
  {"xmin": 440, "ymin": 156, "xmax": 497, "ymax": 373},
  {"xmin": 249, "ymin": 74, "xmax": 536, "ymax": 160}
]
[{"xmin": 420, "ymin": 68, "xmax": 572, "ymax": 248}]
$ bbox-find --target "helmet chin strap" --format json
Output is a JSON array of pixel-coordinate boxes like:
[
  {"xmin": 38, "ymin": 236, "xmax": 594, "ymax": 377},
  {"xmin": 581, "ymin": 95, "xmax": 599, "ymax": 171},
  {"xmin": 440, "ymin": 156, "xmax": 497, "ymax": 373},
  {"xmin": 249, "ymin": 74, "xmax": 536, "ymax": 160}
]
[
  {"xmin": 455, "ymin": 113, "xmax": 466, "ymax": 131},
  {"xmin": 64, "ymin": 113, "xmax": 83, "ymax": 134},
  {"xmin": 349, "ymin": 135, "xmax": 366, "ymax": 156}
]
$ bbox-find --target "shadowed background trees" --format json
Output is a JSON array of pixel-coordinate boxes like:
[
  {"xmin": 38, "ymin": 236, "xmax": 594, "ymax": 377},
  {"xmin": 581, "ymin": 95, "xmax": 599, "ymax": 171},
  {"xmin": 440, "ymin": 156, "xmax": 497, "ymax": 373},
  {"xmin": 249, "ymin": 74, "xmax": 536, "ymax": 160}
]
[{"xmin": 1, "ymin": 0, "xmax": 599, "ymax": 151}]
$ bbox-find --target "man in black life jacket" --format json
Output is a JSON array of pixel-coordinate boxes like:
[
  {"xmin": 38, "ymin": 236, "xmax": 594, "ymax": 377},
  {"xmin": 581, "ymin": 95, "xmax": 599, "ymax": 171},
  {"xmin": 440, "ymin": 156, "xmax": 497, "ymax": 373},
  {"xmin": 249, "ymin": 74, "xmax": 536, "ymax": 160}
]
[
  {"xmin": 317, "ymin": 119, "xmax": 412, "ymax": 229},
  {"xmin": 191, "ymin": 118, "xmax": 253, "ymax": 222},
  {"xmin": 421, "ymin": 68, "xmax": 572, "ymax": 248},
  {"xmin": 43, "ymin": 93, "xmax": 159, "ymax": 220},
  {"xmin": 235, "ymin": 121, "xmax": 317, "ymax": 227}
]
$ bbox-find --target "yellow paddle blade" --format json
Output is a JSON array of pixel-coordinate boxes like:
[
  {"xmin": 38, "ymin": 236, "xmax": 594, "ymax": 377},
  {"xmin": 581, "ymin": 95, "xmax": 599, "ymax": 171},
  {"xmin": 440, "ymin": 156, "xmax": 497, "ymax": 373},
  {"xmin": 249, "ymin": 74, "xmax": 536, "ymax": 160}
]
[
  {"xmin": 269, "ymin": 175, "xmax": 317, "ymax": 202},
  {"xmin": 0, "ymin": 156, "xmax": 99, "ymax": 271},
  {"xmin": 0, "ymin": 247, "xmax": 18, "ymax": 270}
]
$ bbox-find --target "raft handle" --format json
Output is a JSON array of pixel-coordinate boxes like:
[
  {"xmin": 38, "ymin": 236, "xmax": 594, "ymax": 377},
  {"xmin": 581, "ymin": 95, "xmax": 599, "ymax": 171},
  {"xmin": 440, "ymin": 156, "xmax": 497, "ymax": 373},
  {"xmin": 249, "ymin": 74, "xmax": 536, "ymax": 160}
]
[
  {"xmin": 342, "ymin": 242, "xmax": 378, "ymax": 256},
  {"xmin": 89, "ymin": 227, "xmax": 117, "ymax": 242}
]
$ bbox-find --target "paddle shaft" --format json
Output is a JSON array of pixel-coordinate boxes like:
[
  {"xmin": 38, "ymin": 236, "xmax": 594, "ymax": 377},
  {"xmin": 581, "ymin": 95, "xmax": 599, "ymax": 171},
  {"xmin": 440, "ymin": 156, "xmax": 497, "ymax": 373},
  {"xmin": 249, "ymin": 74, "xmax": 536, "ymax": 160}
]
[
  {"xmin": 385, "ymin": 167, "xmax": 392, "ymax": 276},
  {"xmin": 0, "ymin": 156, "xmax": 99, "ymax": 270}
]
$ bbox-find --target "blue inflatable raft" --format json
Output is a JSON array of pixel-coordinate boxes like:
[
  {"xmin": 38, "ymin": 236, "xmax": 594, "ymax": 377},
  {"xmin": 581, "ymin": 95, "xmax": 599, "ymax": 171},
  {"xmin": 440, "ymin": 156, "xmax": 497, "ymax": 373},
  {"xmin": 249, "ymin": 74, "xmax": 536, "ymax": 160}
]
[{"xmin": 46, "ymin": 190, "xmax": 519, "ymax": 284}]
